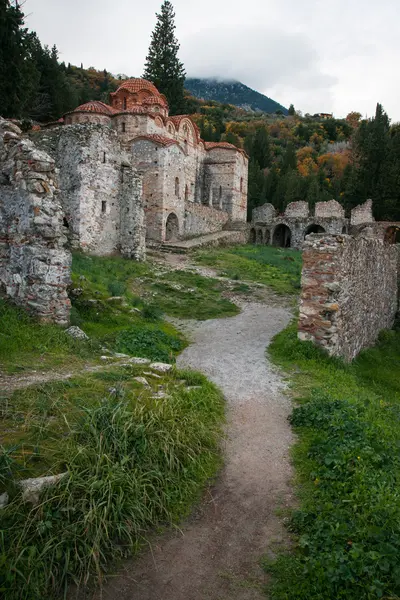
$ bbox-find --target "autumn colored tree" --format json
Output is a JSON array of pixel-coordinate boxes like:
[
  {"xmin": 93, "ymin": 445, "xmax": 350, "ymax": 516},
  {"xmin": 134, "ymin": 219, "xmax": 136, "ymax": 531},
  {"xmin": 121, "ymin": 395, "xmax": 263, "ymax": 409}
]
[{"xmin": 143, "ymin": 1, "xmax": 186, "ymax": 115}]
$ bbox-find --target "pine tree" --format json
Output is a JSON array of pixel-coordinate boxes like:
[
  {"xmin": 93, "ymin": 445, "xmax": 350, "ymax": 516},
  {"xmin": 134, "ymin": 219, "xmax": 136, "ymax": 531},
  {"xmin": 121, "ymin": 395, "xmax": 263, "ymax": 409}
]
[
  {"xmin": 0, "ymin": 0, "xmax": 38, "ymax": 117},
  {"xmin": 143, "ymin": 1, "xmax": 186, "ymax": 115},
  {"xmin": 252, "ymin": 127, "xmax": 271, "ymax": 169},
  {"xmin": 281, "ymin": 142, "xmax": 297, "ymax": 174},
  {"xmin": 288, "ymin": 103, "xmax": 295, "ymax": 116}
]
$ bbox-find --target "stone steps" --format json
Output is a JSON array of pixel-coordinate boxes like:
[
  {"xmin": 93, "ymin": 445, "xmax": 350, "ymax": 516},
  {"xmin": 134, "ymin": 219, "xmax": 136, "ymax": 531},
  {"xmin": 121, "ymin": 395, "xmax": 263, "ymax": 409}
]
[{"xmin": 157, "ymin": 230, "xmax": 247, "ymax": 253}]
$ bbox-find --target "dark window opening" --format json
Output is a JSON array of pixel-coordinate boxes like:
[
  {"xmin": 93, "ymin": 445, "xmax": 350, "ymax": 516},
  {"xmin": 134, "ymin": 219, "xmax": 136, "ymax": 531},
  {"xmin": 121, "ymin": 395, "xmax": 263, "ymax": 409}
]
[
  {"xmin": 101, "ymin": 201, "xmax": 107, "ymax": 213},
  {"xmin": 122, "ymin": 122, "xmax": 126, "ymax": 132},
  {"xmin": 102, "ymin": 152, "xmax": 106, "ymax": 163},
  {"xmin": 63, "ymin": 217, "xmax": 69, "ymax": 229},
  {"xmin": 123, "ymin": 97, "xmax": 127, "ymax": 110}
]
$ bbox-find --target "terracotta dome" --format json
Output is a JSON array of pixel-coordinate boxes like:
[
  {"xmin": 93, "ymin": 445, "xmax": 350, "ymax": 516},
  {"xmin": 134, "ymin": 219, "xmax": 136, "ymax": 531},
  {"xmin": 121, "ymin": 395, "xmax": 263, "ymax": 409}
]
[
  {"xmin": 142, "ymin": 95, "xmax": 167, "ymax": 106},
  {"xmin": 72, "ymin": 101, "xmax": 115, "ymax": 115},
  {"xmin": 115, "ymin": 78, "xmax": 160, "ymax": 96}
]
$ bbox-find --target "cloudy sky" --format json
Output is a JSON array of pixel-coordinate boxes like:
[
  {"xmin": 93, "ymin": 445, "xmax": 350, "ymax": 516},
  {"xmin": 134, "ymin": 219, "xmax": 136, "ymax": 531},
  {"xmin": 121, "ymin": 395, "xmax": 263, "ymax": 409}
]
[{"xmin": 26, "ymin": 0, "xmax": 399, "ymax": 120}]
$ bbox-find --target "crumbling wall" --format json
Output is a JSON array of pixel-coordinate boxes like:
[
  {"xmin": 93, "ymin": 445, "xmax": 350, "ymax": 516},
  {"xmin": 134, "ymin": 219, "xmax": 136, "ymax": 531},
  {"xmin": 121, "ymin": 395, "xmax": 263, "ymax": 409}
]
[
  {"xmin": 299, "ymin": 234, "xmax": 398, "ymax": 361},
  {"xmin": 350, "ymin": 199, "xmax": 374, "ymax": 225},
  {"xmin": 315, "ymin": 200, "xmax": 345, "ymax": 218},
  {"xmin": 0, "ymin": 119, "xmax": 71, "ymax": 324},
  {"xmin": 184, "ymin": 202, "xmax": 230, "ymax": 237},
  {"xmin": 252, "ymin": 203, "xmax": 277, "ymax": 222}
]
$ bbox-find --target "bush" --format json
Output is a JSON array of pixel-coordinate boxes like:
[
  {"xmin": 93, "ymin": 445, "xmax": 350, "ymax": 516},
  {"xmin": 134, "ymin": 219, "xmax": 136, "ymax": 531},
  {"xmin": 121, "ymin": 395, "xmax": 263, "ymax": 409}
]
[
  {"xmin": 116, "ymin": 325, "xmax": 184, "ymax": 362},
  {"xmin": 107, "ymin": 280, "xmax": 127, "ymax": 297}
]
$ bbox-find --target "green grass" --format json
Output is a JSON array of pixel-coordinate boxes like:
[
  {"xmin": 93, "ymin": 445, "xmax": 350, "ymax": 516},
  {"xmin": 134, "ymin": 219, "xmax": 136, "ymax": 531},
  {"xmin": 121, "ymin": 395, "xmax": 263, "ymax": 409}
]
[
  {"xmin": 194, "ymin": 245, "xmax": 302, "ymax": 295},
  {"xmin": 0, "ymin": 300, "xmax": 96, "ymax": 374},
  {"xmin": 0, "ymin": 366, "xmax": 225, "ymax": 599},
  {"xmin": 266, "ymin": 323, "xmax": 400, "ymax": 600}
]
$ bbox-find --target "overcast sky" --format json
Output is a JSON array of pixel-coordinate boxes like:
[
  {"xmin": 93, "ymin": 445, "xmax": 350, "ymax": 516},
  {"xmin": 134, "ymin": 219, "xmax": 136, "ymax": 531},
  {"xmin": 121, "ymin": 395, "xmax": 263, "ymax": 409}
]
[{"xmin": 25, "ymin": 0, "xmax": 399, "ymax": 120}]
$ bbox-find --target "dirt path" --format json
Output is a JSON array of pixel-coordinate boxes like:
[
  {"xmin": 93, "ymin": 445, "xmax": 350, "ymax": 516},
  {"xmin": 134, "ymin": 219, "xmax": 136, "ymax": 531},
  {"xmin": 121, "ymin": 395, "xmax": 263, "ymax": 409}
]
[{"xmin": 95, "ymin": 300, "xmax": 294, "ymax": 600}]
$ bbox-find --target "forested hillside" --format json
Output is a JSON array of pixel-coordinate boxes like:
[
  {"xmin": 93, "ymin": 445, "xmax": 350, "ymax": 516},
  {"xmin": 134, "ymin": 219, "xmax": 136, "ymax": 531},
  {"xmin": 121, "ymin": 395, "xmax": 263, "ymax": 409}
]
[
  {"xmin": 185, "ymin": 78, "xmax": 288, "ymax": 114},
  {"xmin": 1, "ymin": 0, "xmax": 399, "ymax": 221}
]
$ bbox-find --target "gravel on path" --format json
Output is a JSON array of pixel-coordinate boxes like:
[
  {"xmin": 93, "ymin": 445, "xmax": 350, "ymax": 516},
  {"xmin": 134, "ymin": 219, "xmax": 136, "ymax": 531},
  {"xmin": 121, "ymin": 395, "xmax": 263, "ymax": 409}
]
[{"xmin": 95, "ymin": 300, "xmax": 294, "ymax": 600}]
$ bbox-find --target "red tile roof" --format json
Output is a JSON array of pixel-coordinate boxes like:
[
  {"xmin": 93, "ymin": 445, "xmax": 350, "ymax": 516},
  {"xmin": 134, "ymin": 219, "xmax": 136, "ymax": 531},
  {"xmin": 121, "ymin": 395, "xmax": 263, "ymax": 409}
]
[
  {"xmin": 72, "ymin": 101, "xmax": 116, "ymax": 115},
  {"xmin": 115, "ymin": 78, "xmax": 160, "ymax": 96},
  {"xmin": 204, "ymin": 141, "xmax": 246, "ymax": 155}
]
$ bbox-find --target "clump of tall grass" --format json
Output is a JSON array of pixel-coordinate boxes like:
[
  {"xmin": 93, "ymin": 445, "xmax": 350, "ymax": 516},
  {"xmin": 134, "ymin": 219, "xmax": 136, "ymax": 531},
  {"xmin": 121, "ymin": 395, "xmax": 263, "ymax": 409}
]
[{"xmin": 1, "ymin": 373, "xmax": 224, "ymax": 599}]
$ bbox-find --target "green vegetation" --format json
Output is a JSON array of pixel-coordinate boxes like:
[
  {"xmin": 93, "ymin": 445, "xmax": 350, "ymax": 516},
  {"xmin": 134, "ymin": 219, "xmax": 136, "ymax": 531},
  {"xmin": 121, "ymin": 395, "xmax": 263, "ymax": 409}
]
[
  {"xmin": 266, "ymin": 323, "xmax": 400, "ymax": 600},
  {"xmin": 0, "ymin": 366, "xmax": 224, "ymax": 599},
  {"xmin": 194, "ymin": 245, "xmax": 302, "ymax": 295},
  {"xmin": 0, "ymin": 300, "xmax": 96, "ymax": 374},
  {"xmin": 0, "ymin": 253, "xmax": 238, "ymax": 374},
  {"xmin": 143, "ymin": 0, "xmax": 186, "ymax": 115}
]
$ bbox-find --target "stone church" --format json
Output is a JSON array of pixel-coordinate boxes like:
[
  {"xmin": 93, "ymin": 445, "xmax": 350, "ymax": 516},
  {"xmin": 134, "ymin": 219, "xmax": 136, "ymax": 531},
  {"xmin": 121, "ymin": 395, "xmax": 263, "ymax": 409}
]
[{"xmin": 35, "ymin": 78, "xmax": 248, "ymax": 259}]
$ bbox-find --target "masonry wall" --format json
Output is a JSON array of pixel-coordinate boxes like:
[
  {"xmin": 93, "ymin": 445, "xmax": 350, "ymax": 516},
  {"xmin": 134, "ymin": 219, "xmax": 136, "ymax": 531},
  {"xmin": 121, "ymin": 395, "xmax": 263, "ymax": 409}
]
[
  {"xmin": 0, "ymin": 119, "xmax": 71, "ymax": 324},
  {"xmin": 299, "ymin": 234, "xmax": 399, "ymax": 361},
  {"xmin": 184, "ymin": 202, "xmax": 230, "ymax": 237}
]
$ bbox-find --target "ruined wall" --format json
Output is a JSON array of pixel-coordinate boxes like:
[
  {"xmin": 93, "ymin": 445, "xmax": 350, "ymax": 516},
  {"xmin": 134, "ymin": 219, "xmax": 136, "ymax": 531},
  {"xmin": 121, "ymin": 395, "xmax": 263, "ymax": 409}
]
[
  {"xmin": 0, "ymin": 119, "xmax": 70, "ymax": 324},
  {"xmin": 35, "ymin": 125, "xmax": 145, "ymax": 259},
  {"xmin": 252, "ymin": 203, "xmax": 277, "ymax": 222},
  {"xmin": 204, "ymin": 148, "xmax": 248, "ymax": 221},
  {"xmin": 299, "ymin": 234, "xmax": 399, "ymax": 361},
  {"xmin": 350, "ymin": 199, "xmax": 374, "ymax": 226},
  {"xmin": 184, "ymin": 202, "xmax": 230, "ymax": 237}
]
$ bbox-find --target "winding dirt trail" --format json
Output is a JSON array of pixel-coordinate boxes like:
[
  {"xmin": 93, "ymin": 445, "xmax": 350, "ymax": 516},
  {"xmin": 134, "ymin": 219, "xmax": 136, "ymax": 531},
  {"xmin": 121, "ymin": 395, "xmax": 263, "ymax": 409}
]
[{"xmin": 96, "ymin": 299, "xmax": 294, "ymax": 600}]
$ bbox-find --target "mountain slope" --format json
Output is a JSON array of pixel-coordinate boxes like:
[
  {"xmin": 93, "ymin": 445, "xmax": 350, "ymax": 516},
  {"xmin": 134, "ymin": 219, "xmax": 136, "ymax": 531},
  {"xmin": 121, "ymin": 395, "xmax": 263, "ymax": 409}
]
[{"xmin": 185, "ymin": 78, "xmax": 288, "ymax": 115}]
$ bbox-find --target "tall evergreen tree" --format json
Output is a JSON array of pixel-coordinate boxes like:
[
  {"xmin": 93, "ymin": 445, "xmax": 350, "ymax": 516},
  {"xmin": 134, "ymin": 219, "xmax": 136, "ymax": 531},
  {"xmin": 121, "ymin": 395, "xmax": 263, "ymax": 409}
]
[
  {"xmin": 252, "ymin": 126, "xmax": 271, "ymax": 169},
  {"xmin": 143, "ymin": 1, "xmax": 186, "ymax": 115},
  {"xmin": 0, "ymin": 0, "xmax": 38, "ymax": 117}
]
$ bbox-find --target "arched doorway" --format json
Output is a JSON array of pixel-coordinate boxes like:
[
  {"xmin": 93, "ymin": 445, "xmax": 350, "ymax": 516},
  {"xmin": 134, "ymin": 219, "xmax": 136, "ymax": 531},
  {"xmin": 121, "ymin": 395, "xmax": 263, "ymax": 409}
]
[
  {"xmin": 264, "ymin": 230, "xmax": 270, "ymax": 245},
  {"xmin": 273, "ymin": 224, "xmax": 292, "ymax": 248},
  {"xmin": 304, "ymin": 224, "xmax": 326, "ymax": 238},
  {"xmin": 165, "ymin": 213, "xmax": 179, "ymax": 242},
  {"xmin": 250, "ymin": 228, "xmax": 256, "ymax": 244},
  {"xmin": 256, "ymin": 229, "xmax": 263, "ymax": 244},
  {"xmin": 342, "ymin": 226, "xmax": 347, "ymax": 234},
  {"xmin": 384, "ymin": 226, "xmax": 400, "ymax": 244}
]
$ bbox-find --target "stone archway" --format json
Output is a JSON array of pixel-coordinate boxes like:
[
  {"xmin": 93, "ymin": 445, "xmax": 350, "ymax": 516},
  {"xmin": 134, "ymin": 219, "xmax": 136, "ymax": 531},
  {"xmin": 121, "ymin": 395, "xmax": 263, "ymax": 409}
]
[
  {"xmin": 165, "ymin": 213, "xmax": 179, "ymax": 242},
  {"xmin": 304, "ymin": 223, "xmax": 326, "ymax": 238},
  {"xmin": 256, "ymin": 229, "xmax": 263, "ymax": 244},
  {"xmin": 273, "ymin": 224, "xmax": 292, "ymax": 248},
  {"xmin": 250, "ymin": 228, "xmax": 256, "ymax": 244},
  {"xmin": 264, "ymin": 229, "xmax": 270, "ymax": 245}
]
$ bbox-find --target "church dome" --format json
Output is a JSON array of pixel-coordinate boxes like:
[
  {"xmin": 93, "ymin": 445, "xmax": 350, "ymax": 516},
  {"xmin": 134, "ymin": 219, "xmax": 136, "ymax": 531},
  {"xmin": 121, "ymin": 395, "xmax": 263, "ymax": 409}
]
[
  {"xmin": 72, "ymin": 101, "xmax": 115, "ymax": 115},
  {"xmin": 115, "ymin": 78, "xmax": 160, "ymax": 96}
]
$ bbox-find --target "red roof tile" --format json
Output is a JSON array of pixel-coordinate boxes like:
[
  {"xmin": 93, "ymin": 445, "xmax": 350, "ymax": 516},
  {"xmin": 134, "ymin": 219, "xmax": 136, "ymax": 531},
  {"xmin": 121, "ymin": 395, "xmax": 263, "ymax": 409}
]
[
  {"xmin": 115, "ymin": 78, "xmax": 160, "ymax": 96},
  {"xmin": 72, "ymin": 101, "xmax": 116, "ymax": 115}
]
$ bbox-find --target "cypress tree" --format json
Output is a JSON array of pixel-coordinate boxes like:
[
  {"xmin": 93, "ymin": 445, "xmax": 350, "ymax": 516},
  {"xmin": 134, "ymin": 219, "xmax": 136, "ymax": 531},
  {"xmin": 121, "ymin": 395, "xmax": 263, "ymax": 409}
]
[
  {"xmin": 252, "ymin": 126, "xmax": 271, "ymax": 169},
  {"xmin": 143, "ymin": 1, "xmax": 186, "ymax": 115}
]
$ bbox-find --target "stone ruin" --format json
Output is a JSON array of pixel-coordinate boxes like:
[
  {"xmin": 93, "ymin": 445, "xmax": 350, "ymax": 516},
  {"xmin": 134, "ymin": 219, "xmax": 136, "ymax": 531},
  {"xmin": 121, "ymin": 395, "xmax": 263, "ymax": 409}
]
[
  {"xmin": 249, "ymin": 199, "xmax": 376, "ymax": 248},
  {"xmin": 0, "ymin": 118, "xmax": 71, "ymax": 325},
  {"xmin": 298, "ymin": 232, "xmax": 399, "ymax": 361}
]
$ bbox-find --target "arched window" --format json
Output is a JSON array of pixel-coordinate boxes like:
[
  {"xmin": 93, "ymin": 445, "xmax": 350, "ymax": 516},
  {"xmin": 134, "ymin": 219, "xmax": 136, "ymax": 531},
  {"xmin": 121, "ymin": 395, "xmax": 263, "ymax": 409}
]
[
  {"xmin": 175, "ymin": 177, "xmax": 180, "ymax": 197},
  {"xmin": 240, "ymin": 177, "xmax": 243, "ymax": 192},
  {"xmin": 219, "ymin": 185, "xmax": 222, "ymax": 200},
  {"xmin": 185, "ymin": 184, "xmax": 189, "ymax": 202},
  {"xmin": 123, "ymin": 97, "xmax": 127, "ymax": 110}
]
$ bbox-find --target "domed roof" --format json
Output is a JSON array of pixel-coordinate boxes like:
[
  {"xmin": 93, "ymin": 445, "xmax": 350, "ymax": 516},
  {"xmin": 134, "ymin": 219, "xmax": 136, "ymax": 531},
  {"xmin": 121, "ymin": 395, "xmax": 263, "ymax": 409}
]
[
  {"xmin": 115, "ymin": 78, "xmax": 160, "ymax": 96},
  {"xmin": 72, "ymin": 101, "xmax": 115, "ymax": 115},
  {"xmin": 142, "ymin": 95, "xmax": 166, "ymax": 106}
]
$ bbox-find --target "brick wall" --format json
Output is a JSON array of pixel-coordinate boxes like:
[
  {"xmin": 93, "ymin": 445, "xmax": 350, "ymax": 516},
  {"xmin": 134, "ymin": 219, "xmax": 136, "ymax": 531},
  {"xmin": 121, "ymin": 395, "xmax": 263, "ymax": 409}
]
[{"xmin": 299, "ymin": 234, "xmax": 399, "ymax": 361}]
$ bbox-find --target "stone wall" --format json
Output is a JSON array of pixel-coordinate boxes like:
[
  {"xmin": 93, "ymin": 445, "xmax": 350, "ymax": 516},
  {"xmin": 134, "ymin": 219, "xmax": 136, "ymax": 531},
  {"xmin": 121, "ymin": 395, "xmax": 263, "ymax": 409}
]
[
  {"xmin": 34, "ymin": 125, "xmax": 145, "ymax": 259},
  {"xmin": 350, "ymin": 199, "xmax": 374, "ymax": 225},
  {"xmin": 0, "ymin": 119, "xmax": 71, "ymax": 324},
  {"xmin": 184, "ymin": 202, "xmax": 230, "ymax": 237},
  {"xmin": 299, "ymin": 234, "xmax": 399, "ymax": 361}
]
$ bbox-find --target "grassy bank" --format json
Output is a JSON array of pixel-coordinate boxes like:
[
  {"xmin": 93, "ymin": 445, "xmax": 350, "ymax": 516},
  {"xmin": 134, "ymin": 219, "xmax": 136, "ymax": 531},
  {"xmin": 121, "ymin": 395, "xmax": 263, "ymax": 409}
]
[
  {"xmin": 0, "ymin": 253, "xmax": 239, "ymax": 375},
  {"xmin": 194, "ymin": 245, "xmax": 302, "ymax": 295},
  {"xmin": 1, "ymin": 366, "xmax": 224, "ymax": 599},
  {"xmin": 267, "ymin": 323, "xmax": 400, "ymax": 600}
]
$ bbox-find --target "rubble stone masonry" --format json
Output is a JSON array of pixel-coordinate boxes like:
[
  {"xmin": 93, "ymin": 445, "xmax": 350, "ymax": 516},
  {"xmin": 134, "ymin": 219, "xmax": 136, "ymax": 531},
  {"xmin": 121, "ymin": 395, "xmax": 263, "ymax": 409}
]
[
  {"xmin": 0, "ymin": 119, "xmax": 71, "ymax": 324},
  {"xmin": 299, "ymin": 234, "xmax": 399, "ymax": 361}
]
